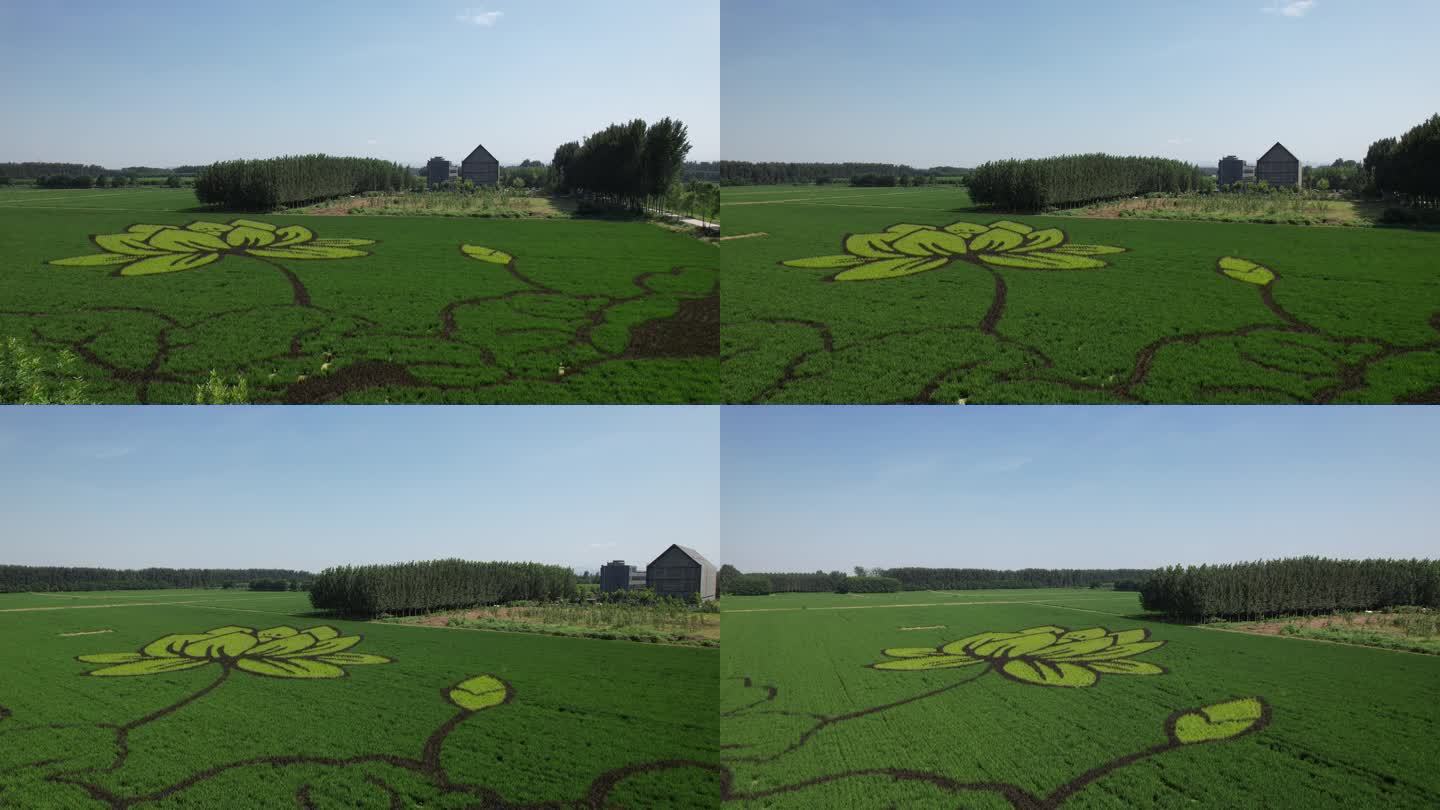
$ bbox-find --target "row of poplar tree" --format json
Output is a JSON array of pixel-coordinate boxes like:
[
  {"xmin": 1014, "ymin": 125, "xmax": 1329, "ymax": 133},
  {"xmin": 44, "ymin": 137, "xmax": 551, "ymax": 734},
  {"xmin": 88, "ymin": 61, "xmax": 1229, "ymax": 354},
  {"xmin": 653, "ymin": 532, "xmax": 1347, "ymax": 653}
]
[
  {"xmin": 308, "ymin": 559, "xmax": 577, "ymax": 618},
  {"xmin": 1140, "ymin": 558, "xmax": 1440, "ymax": 621},
  {"xmin": 1365, "ymin": 113, "xmax": 1440, "ymax": 207},
  {"xmin": 194, "ymin": 154, "xmax": 412, "ymax": 209},
  {"xmin": 0, "ymin": 565, "xmax": 313, "ymax": 592},
  {"xmin": 967, "ymin": 154, "xmax": 1205, "ymax": 211}
]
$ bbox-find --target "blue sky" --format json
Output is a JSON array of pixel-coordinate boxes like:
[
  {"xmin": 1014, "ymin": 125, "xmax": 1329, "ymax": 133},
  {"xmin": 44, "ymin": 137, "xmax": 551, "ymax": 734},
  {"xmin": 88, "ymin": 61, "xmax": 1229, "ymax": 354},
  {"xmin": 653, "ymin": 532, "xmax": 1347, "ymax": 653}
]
[
  {"xmin": 722, "ymin": 407, "xmax": 1440, "ymax": 572},
  {"xmin": 0, "ymin": 407, "xmax": 718, "ymax": 573},
  {"xmin": 723, "ymin": 0, "xmax": 1440, "ymax": 167},
  {"xmin": 0, "ymin": 0, "xmax": 719, "ymax": 167}
]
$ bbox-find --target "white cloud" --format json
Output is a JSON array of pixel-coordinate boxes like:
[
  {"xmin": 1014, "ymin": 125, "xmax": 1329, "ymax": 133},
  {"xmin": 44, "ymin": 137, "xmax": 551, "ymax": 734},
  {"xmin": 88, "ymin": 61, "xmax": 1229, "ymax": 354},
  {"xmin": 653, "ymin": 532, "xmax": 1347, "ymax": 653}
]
[
  {"xmin": 456, "ymin": 9, "xmax": 503, "ymax": 26},
  {"xmin": 1263, "ymin": 1, "xmax": 1315, "ymax": 17}
]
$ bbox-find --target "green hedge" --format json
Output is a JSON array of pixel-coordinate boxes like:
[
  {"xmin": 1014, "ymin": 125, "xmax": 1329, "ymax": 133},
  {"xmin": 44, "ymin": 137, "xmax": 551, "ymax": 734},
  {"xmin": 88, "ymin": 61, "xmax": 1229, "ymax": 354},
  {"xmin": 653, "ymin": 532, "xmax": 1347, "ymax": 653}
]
[
  {"xmin": 309, "ymin": 559, "xmax": 577, "ymax": 617},
  {"xmin": 194, "ymin": 154, "xmax": 411, "ymax": 209}
]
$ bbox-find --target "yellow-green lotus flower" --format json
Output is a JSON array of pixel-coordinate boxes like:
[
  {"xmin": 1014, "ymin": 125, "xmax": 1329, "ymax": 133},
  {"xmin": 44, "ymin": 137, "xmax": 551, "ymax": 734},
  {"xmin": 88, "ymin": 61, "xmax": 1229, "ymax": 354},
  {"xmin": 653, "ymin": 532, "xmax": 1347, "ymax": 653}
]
[
  {"xmin": 782, "ymin": 221, "xmax": 1125, "ymax": 281},
  {"xmin": 77, "ymin": 625, "xmax": 391, "ymax": 679},
  {"xmin": 869, "ymin": 625, "xmax": 1165, "ymax": 688},
  {"xmin": 49, "ymin": 220, "xmax": 375, "ymax": 276}
]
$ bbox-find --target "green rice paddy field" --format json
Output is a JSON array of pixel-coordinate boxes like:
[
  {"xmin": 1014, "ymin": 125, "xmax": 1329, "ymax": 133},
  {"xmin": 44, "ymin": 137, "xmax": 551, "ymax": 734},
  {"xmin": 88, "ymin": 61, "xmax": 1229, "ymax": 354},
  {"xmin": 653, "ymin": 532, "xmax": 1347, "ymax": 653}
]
[
  {"xmin": 0, "ymin": 188, "xmax": 718, "ymax": 403},
  {"xmin": 720, "ymin": 588, "xmax": 1440, "ymax": 808},
  {"xmin": 0, "ymin": 588, "xmax": 718, "ymax": 807},
  {"xmin": 720, "ymin": 185, "xmax": 1440, "ymax": 403}
]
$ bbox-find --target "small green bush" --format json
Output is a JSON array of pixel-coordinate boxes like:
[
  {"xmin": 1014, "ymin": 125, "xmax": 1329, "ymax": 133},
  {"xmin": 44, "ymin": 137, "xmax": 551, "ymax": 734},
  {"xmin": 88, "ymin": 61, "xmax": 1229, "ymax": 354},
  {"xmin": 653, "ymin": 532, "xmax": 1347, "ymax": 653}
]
[
  {"xmin": 0, "ymin": 337, "xmax": 91, "ymax": 404},
  {"xmin": 194, "ymin": 370, "xmax": 250, "ymax": 404}
]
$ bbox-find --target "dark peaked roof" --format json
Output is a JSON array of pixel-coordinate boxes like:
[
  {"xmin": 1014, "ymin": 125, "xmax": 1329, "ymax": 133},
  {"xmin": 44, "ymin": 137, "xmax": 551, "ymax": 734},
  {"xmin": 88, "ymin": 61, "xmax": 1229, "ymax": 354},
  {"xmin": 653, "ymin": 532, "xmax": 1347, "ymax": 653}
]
[
  {"xmin": 462, "ymin": 143, "xmax": 498, "ymax": 165},
  {"xmin": 656, "ymin": 543, "xmax": 715, "ymax": 569},
  {"xmin": 1258, "ymin": 142, "xmax": 1298, "ymax": 163}
]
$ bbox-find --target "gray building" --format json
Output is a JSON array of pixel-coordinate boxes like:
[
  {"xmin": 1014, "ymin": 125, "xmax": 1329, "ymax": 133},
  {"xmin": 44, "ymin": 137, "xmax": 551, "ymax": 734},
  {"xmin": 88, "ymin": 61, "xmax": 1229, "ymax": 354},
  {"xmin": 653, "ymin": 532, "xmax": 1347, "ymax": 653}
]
[
  {"xmin": 1217, "ymin": 155, "xmax": 1245, "ymax": 187},
  {"xmin": 1255, "ymin": 142, "xmax": 1302, "ymax": 188},
  {"xmin": 646, "ymin": 544, "xmax": 717, "ymax": 602},
  {"xmin": 599, "ymin": 560, "xmax": 637, "ymax": 593},
  {"xmin": 425, "ymin": 156, "xmax": 452, "ymax": 187},
  {"xmin": 460, "ymin": 143, "xmax": 500, "ymax": 187}
]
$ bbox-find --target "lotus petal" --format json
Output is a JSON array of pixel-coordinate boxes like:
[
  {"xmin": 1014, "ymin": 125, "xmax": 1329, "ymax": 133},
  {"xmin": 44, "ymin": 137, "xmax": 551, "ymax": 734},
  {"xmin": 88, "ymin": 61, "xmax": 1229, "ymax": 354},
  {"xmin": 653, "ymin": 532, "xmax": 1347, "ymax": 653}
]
[
  {"xmin": 1012, "ymin": 228, "xmax": 1065, "ymax": 253},
  {"xmin": 1059, "ymin": 627, "xmax": 1107, "ymax": 641},
  {"xmin": 1110, "ymin": 629, "xmax": 1148, "ymax": 645},
  {"xmin": 942, "ymin": 631, "xmax": 1019, "ymax": 656},
  {"xmin": 95, "ymin": 233, "xmax": 169, "ymax": 257},
  {"xmin": 891, "ymin": 229, "xmax": 969, "ymax": 257},
  {"xmin": 248, "ymin": 634, "xmax": 318, "ymax": 657},
  {"xmin": 258, "ymin": 626, "xmax": 298, "ymax": 640},
  {"xmin": 285, "ymin": 635, "xmax": 360, "ymax": 657},
  {"xmin": 1088, "ymin": 660, "xmax": 1163, "ymax": 676},
  {"xmin": 203, "ymin": 626, "xmax": 253, "ymax": 637},
  {"xmin": 247, "ymin": 245, "xmax": 367, "ymax": 260},
  {"xmin": 943, "ymin": 222, "xmax": 990, "ymax": 237},
  {"xmin": 50, "ymin": 253, "xmax": 135, "ymax": 267},
  {"xmin": 972, "ymin": 630, "xmax": 1058, "ymax": 658},
  {"xmin": 128, "ymin": 224, "xmax": 180, "ymax": 236},
  {"xmin": 833, "ymin": 256, "xmax": 947, "ymax": 281},
  {"xmin": 306, "ymin": 626, "xmax": 340, "ymax": 641},
  {"xmin": 182, "ymin": 631, "xmax": 257, "ymax": 659},
  {"xmin": 271, "ymin": 225, "xmax": 313, "ymax": 246},
  {"xmin": 88, "ymin": 658, "xmax": 210, "ymax": 677},
  {"xmin": 119, "ymin": 252, "xmax": 221, "ymax": 276},
  {"xmin": 1039, "ymin": 636, "xmax": 1118, "ymax": 659},
  {"xmin": 449, "ymin": 674, "xmax": 510, "ymax": 711},
  {"xmin": 316, "ymin": 653, "xmax": 391, "ymax": 666},
  {"xmin": 872, "ymin": 655, "xmax": 983, "ymax": 671},
  {"xmin": 142, "ymin": 633, "xmax": 212, "ymax": 658},
  {"xmin": 988, "ymin": 220, "xmax": 1034, "ymax": 235},
  {"xmin": 235, "ymin": 657, "xmax": 344, "ymax": 679},
  {"xmin": 147, "ymin": 229, "xmax": 229, "ymax": 253},
  {"xmin": 1066, "ymin": 641, "xmax": 1164, "ymax": 662},
  {"xmin": 969, "ymin": 228, "xmax": 1025, "ymax": 252},
  {"xmin": 225, "ymin": 225, "xmax": 276, "ymax": 248},
  {"xmin": 844, "ymin": 232, "xmax": 904, "ymax": 258},
  {"xmin": 183, "ymin": 222, "xmax": 232, "ymax": 235},
  {"xmin": 782, "ymin": 255, "xmax": 865, "ymax": 269},
  {"xmin": 977, "ymin": 252, "xmax": 1106, "ymax": 270},
  {"xmin": 1000, "ymin": 659, "xmax": 1097, "ymax": 688},
  {"xmin": 228, "ymin": 219, "xmax": 277, "ymax": 232},
  {"xmin": 1053, "ymin": 244, "xmax": 1125, "ymax": 256}
]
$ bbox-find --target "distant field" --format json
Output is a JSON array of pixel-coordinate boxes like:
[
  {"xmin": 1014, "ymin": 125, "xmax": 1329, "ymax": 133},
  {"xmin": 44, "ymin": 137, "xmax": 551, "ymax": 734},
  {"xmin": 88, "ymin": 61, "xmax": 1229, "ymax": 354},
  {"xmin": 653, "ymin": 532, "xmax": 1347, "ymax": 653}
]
[
  {"xmin": 0, "ymin": 188, "xmax": 718, "ymax": 403},
  {"xmin": 721, "ymin": 587, "xmax": 1440, "ymax": 807},
  {"xmin": 0, "ymin": 588, "xmax": 718, "ymax": 807},
  {"xmin": 721, "ymin": 184, "xmax": 1440, "ymax": 403}
]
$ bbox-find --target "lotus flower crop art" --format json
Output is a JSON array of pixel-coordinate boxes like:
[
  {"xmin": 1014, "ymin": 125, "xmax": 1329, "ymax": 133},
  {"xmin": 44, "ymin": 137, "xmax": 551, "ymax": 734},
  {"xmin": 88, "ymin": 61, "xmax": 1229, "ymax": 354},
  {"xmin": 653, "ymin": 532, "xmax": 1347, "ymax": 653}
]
[
  {"xmin": 782, "ymin": 220, "xmax": 1125, "ymax": 281},
  {"xmin": 77, "ymin": 625, "xmax": 392, "ymax": 679},
  {"xmin": 50, "ymin": 220, "xmax": 375, "ymax": 276}
]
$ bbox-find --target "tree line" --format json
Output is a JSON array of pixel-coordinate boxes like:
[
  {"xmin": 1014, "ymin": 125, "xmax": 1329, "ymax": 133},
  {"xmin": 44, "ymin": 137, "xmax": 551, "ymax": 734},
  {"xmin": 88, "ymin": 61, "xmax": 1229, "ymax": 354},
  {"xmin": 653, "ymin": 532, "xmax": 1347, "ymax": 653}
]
[
  {"xmin": 0, "ymin": 565, "xmax": 313, "ymax": 593},
  {"xmin": 1365, "ymin": 112, "xmax": 1440, "ymax": 207},
  {"xmin": 1140, "ymin": 558, "xmax": 1440, "ymax": 621},
  {"xmin": 0, "ymin": 162, "xmax": 106, "ymax": 179},
  {"xmin": 721, "ymin": 161, "xmax": 918, "ymax": 185},
  {"xmin": 194, "ymin": 154, "xmax": 412, "ymax": 209},
  {"xmin": 308, "ymin": 559, "xmax": 577, "ymax": 618},
  {"xmin": 550, "ymin": 117, "xmax": 691, "ymax": 210},
  {"xmin": 968, "ymin": 154, "xmax": 1204, "ymax": 211},
  {"xmin": 885, "ymin": 567, "xmax": 1156, "ymax": 590}
]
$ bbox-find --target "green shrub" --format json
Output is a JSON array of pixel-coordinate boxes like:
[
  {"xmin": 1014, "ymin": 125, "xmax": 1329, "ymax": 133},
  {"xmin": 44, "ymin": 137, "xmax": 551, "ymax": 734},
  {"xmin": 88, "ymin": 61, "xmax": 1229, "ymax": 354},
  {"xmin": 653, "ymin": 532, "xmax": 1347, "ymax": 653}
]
[
  {"xmin": 0, "ymin": 337, "xmax": 91, "ymax": 404},
  {"xmin": 194, "ymin": 370, "xmax": 249, "ymax": 404},
  {"xmin": 730, "ymin": 574, "xmax": 773, "ymax": 596}
]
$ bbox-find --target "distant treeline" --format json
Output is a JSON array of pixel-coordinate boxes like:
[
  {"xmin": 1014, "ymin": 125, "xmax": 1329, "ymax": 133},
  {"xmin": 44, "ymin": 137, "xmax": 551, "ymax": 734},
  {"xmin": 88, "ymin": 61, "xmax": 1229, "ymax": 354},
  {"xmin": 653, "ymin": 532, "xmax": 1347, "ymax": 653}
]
[
  {"xmin": 0, "ymin": 565, "xmax": 313, "ymax": 593},
  {"xmin": 968, "ymin": 154, "xmax": 1204, "ymax": 211},
  {"xmin": 720, "ymin": 161, "xmax": 968, "ymax": 186},
  {"xmin": 193, "ymin": 154, "xmax": 412, "ymax": 209},
  {"xmin": 718, "ymin": 566, "xmax": 1151, "ymax": 596},
  {"xmin": 886, "ymin": 567, "xmax": 1155, "ymax": 590},
  {"xmin": 1141, "ymin": 558, "xmax": 1440, "ymax": 621},
  {"xmin": 550, "ymin": 117, "xmax": 691, "ymax": 208},
  {"xmin": 683, "ymin": 161, "xmax": 719, "ymax": 181},
  {"xmin": 308, "ymin": 559, "xmax": 577, "ymax": 618},
  {"xmin": 1366, "ymin": 112, "xmax": 1440, "ymax": 207},
  {"xmin": 0, "ymin": 162, "xmax": 107, "ymax": 179},
  {"xmin": 247, "ymin": 578, "xmax": 306, "ymax": 592}
]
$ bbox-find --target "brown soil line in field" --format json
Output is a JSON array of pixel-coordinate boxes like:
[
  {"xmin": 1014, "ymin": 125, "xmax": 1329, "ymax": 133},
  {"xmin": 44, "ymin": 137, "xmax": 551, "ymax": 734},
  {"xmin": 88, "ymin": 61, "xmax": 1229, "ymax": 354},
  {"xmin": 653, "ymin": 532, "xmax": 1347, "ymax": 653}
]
[
  {"xmin": 57, "ymin": 629, "xmax": 114, "ymax": 636},
  {"xmin": 717, "ymin": 232, "xmax": 768, "ymax": 240}
]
